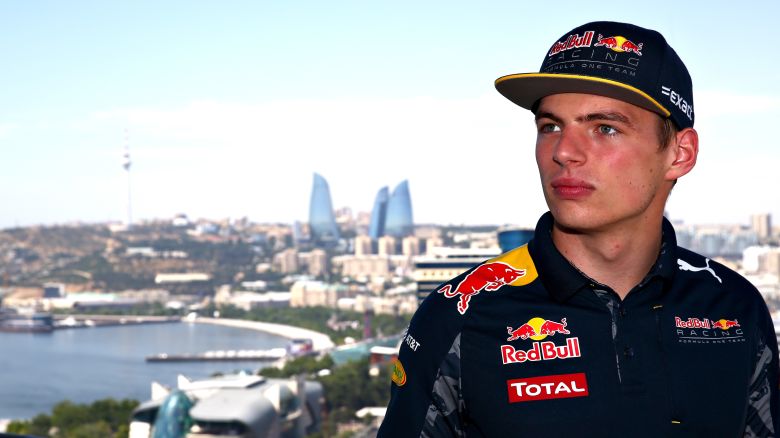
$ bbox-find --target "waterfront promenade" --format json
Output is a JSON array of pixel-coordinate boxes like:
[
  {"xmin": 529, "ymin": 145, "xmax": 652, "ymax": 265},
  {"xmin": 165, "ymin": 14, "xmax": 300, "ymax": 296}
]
[{"xmin": 193, "ymin": 317, "xmax": 335, "ymax": 351}]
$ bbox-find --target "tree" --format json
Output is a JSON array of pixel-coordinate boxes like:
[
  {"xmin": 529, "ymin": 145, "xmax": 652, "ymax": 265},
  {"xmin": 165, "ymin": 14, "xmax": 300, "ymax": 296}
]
[{"xmin": 5, "ymin": 398, "xmax": 139, "ymax": 438}]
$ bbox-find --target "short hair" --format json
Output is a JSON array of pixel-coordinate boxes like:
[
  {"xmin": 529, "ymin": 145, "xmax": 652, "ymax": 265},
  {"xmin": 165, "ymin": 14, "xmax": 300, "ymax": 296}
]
[{"xmin": 658, "ymin": 117, "xmax": 678, "ymax": 150}]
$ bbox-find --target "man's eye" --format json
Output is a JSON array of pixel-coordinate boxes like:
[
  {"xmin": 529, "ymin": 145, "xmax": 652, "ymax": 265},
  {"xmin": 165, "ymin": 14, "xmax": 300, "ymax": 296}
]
[
  {"xmin": 539, "ymin": 124, "xmax": 560, "ymax": 133},
  {"xmin": 598, "ymin": 125, "xmax": 618, "ymax": 135}
]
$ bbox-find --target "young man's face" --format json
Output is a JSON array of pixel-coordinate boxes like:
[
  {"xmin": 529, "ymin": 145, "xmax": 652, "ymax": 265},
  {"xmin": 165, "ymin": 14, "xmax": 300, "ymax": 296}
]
[{"xmin": 534, "ymin": 93, "xmax": 677, "ymax": 233}]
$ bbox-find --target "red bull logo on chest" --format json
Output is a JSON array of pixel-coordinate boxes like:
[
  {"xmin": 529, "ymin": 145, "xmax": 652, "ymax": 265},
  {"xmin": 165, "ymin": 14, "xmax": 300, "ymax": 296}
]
[
  {"xmin": 507, "ymin": 317, "xmax": 570, "ymax": 341},
  {"xmin": 437, "ymin": 262, "xmax": 526, "ymax": 315},
  {"xmin": 502, "ymin": 317, "xmax": 581, "ymax": 365}
]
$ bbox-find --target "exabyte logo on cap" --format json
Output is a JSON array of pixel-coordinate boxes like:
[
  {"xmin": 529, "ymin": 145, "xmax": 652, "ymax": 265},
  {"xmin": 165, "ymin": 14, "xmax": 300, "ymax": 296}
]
[{"xmin": 495, "ymin": 21, "xmax": 695, "ymax": 130}]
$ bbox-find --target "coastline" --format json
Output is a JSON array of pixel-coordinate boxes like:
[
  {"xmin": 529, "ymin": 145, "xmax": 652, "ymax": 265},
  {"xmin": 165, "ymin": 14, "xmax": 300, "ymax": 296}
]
[{"xmin": 193, "ymin": 317, "xmax": 335, "ymax": 351}]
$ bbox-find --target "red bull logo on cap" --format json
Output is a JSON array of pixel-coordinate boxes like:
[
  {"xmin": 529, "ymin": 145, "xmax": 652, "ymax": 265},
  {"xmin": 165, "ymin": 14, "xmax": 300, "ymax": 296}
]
[
  {"xmin": 674, "ymin": 317, "xmax": 740, "ymax": 330},
  {"xmin": 548, "ymin": 31, "xmax": 595, "ymax": 56},
  {"xmin": 594, "ymin": 34, "xmax": 643, "ymax": 56},
  {"xmin": 437, "ymin": 262, "xmax": 526, "ymax": 315}
]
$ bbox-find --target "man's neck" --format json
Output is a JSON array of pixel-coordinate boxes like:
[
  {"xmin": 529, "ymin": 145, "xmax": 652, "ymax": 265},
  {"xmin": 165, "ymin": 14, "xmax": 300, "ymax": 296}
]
[{"xmin": 551, "ymin": 217, "xmax": 664, "ymax": 299}]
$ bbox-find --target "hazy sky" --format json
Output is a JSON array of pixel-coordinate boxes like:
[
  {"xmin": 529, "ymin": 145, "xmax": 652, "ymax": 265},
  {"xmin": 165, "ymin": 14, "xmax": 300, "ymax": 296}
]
[{"xmin": 2, "ymin": 1, "xmax": 778, "ymax": 229}]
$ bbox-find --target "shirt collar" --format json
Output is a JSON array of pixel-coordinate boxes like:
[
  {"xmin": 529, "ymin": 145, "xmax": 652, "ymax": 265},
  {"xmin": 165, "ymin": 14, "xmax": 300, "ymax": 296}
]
[{"xmin": 528, "ymin": 212, "xmax": 678, "ymax": 303}]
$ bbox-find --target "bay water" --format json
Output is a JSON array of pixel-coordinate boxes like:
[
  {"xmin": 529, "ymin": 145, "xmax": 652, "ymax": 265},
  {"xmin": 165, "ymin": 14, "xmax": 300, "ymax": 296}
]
[{"xmin": 0, "ymin": 322, "xmax": 289, "ymax": 420}]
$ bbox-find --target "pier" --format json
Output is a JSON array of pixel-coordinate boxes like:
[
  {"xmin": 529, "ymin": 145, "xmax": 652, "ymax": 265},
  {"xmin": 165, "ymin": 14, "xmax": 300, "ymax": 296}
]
[
  {"xmin": 146, "ymin": 347, "xmax": 287, "ymax": 362},
  {"xmin": 54, "ymin": 314, "xmax": 180, "ymax": 329}
]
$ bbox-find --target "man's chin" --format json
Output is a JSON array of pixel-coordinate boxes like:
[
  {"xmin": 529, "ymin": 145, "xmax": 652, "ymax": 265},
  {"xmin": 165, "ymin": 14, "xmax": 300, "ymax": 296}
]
[{"xmin": 549, "ymin": 210, "xmax": 604, "ymax": 235}]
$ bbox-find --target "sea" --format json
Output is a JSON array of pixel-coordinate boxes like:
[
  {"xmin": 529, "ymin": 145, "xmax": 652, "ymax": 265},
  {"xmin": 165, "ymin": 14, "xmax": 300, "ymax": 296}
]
[{"xmin": 0, "ymin": 321, "xmax": 290, "ymax": 421}]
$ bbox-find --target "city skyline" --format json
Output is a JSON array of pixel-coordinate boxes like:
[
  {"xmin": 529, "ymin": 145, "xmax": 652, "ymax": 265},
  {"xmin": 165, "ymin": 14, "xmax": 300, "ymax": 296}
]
[{"xmin": 1, "ymin": 1, "xmax": 779, "ymax": 229}]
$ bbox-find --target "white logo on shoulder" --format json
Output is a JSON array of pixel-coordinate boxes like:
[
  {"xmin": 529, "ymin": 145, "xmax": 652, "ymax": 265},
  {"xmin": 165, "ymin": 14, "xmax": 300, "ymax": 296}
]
[{"xmin": 677, "ymin": 258, "xmax": 722, "ymax": 284}]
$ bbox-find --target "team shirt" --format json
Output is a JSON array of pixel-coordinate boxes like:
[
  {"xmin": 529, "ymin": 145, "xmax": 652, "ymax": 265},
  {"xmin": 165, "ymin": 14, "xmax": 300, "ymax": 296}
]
[{"xmin": 378, "ymin": 212, "xmax": 779, "ymax": 437}]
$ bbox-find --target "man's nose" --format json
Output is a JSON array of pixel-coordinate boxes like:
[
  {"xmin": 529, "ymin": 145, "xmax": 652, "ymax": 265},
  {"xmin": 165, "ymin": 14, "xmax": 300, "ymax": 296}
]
[{"xmin": 552, "ymin": 127, "xmax": 587, "ymax": 166}]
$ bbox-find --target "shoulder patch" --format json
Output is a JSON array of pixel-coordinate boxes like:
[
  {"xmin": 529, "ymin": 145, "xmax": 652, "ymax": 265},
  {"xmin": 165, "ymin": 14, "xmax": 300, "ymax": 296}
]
[
  {"xmin": 489, "ymin": 244, "xmax": 539, "ymax": 287},
  {"xmin": 391, "ymin": 358, "xmax": 407, "ymax": 386},
  {"xmin": 438, "ymin": 261, "xmax": 526, "ymax": 314},
  {"xmin": 435, "ymin": 244, "xmax": 539, "ymax": 315}
]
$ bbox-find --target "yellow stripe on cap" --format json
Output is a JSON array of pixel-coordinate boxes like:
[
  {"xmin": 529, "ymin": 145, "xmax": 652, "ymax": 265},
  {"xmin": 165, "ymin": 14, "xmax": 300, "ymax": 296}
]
[{"xmin": 495, "ymin": 73, "xmax": 671, "ymax": 117}]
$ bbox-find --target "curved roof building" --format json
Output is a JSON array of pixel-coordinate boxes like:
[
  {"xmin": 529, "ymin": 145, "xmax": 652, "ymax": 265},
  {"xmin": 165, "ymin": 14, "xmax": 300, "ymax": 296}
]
[
  {"xmin": 384, "ymin": 180, "xmax": 414, "ymax": 238},
  {"xmin": 308, "ymin": 173, "xmax": 340, "ymax": 243}
]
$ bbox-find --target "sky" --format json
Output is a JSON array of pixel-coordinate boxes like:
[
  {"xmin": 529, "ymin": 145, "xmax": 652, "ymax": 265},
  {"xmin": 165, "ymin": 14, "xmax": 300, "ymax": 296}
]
[{"xmin": 1, "ymin": 1, "xmax": 779, "ymax": 229}]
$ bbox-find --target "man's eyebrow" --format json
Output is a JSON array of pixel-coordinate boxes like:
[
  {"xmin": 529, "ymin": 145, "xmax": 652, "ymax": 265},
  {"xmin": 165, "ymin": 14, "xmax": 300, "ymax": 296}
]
[
  {"xmin": 580, "ymin": 112, "xmax": 632, "ymax": 126},
  {"xmin": 535, "ymin": 111, "xmax": 562, "ymax": 123},
  {"xmin": 534, "ymin": 111, "xmax": 633, "ymax": 127}
]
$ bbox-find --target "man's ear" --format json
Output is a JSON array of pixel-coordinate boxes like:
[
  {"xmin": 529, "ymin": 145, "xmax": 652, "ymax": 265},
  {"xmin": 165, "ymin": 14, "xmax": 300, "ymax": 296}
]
[{"xmin": 666, "ymin": 127, "xmax": 698, "ymax": 181}]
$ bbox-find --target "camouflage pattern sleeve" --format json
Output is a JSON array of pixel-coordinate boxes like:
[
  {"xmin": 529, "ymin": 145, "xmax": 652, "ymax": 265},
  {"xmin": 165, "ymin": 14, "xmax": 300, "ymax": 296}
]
[
  {"xmin": 378, "ymin": 263, "xmax": 481, "ymax": 437},
  {"xmin": 378, "ymin": 331, "xmax": 466, "ymax": 437},
  {"xmin": 420, "ymin": 334, "xmax": 466, "ymax": 437},
  {"xmin": 744, "ymin": 302, "xmax": 779, "ymax": 437}
]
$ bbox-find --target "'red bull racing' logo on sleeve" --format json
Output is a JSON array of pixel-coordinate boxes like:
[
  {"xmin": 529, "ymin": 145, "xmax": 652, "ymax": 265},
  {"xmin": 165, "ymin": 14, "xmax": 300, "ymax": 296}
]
[{"xmin": 437, "ymin": 262, "xmax": 525, "ymax": 315}]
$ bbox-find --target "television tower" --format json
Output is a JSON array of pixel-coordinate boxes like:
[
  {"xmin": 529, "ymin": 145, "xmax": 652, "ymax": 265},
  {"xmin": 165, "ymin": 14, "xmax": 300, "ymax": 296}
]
[{"xmin": 122, "ymin": 130, "xmax": 132, "ymax": 228}]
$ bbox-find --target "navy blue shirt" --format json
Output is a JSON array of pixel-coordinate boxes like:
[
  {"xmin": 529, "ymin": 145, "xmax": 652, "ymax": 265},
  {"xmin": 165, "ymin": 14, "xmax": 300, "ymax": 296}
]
[{"xmin": 379, "ymin": 212, "xmax": 778, "ymax": 437}]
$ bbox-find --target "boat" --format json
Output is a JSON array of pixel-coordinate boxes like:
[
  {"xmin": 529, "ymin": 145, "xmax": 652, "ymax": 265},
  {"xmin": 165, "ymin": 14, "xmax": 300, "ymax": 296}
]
[{"xmin": 0, "ymin": 308, "xmax": 54, "ymax": 333}]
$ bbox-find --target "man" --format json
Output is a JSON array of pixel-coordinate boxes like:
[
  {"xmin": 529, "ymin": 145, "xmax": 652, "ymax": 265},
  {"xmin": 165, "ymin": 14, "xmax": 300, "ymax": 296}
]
[{"xmin": 378, "ymin": 21, "xmax": 779, "ymax": 437}]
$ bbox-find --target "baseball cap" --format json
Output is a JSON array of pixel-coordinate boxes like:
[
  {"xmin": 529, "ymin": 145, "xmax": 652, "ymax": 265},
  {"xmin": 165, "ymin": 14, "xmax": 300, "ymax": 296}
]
[{"xmin": 495, "ymin": 21, "xmax": 694, "ymax": 129}]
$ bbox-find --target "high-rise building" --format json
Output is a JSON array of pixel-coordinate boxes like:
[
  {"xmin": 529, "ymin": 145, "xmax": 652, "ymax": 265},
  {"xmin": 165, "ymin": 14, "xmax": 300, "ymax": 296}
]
[
  {"xmin": 402, "ymin": 236, "xmax": 420, "ymax": 257},
  {"xmin": 308, "ymin": 249, "xmax": 329, "ymax": 277},
  {"xmin": 354, "ymin": 235, "xmax": 373, "ymax": 256},
  {"xmin": 308, "ymin": 173, "xmax": 340, "ymax": 244},
  {"xmin": 368, "ymin": 187, "xmax": 389, "ymax": 239},
  {"xmin": 273, "ymin": 248, "xmax": 299, "ymax": 274},
  {"xmin": 122, "ymin": 131, "xmax": 133, "ymax": 229},
  {"xmin": 384, "ymin": 180, "xmax": 414, "ymax": 238},
  {"xmin": 378, "ymin": 236, "xmax": 397, "ymax": 256},
  {"xmin": 752, "ymin": 213, "xmax": 772, "ymax": 240}
]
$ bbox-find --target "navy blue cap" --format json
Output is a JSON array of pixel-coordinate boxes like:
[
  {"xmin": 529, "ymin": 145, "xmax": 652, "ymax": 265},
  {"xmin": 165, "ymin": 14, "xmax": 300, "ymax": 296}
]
[{"xmin": 495, "ymin": 21, "xmax": 694, "ymax": 129}]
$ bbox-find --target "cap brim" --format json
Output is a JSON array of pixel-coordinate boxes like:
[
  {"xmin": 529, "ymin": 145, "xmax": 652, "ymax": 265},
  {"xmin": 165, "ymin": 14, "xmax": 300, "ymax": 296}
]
[{"xmin": 495, "ymin": 73, "xmax": 671, "ymax": 117}]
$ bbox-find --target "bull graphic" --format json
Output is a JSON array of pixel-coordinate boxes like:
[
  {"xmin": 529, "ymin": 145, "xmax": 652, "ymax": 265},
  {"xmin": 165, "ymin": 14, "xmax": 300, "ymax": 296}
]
[
  {"xmin": 437, "ymin": 262, "xmax": 525, "ymax": 315},
  {"xmin": 507, "ymin": 323, "xmax": 536, "ymax": 341},
  {"xmin": 539, "ymin": 318, "xmax": 570, "ymax": 336}
]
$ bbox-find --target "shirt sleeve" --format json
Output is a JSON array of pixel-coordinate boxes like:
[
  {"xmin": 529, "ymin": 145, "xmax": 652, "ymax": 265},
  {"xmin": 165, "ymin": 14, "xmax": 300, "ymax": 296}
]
[
  {"xmin": 744, "ymin": 302, "xmax": 779, "ymax": 437},
  {"xmin": 378, "ymin": 272, "xmax": 475, "ymax": 438},
  {"xmin": 378, "ymin": 332, "xmax": 466, "ymax": 438}
]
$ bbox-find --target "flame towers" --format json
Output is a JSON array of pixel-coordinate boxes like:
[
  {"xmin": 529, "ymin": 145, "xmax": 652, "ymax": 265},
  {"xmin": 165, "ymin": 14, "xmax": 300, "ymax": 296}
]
[
  {"xmin": 308, "ymin": 173, "xmax": 340, "ymax": 244},
  {"xmin": 368, "ymin": 187, "xmax": 389, "ymax": 239},
  {"xmin": 369, "ymin": 180, "xmax": 413, "ymax": 239},
  {"xmin": 308, "ymin": 174, "xmax": 413, "ymax": 244}
]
